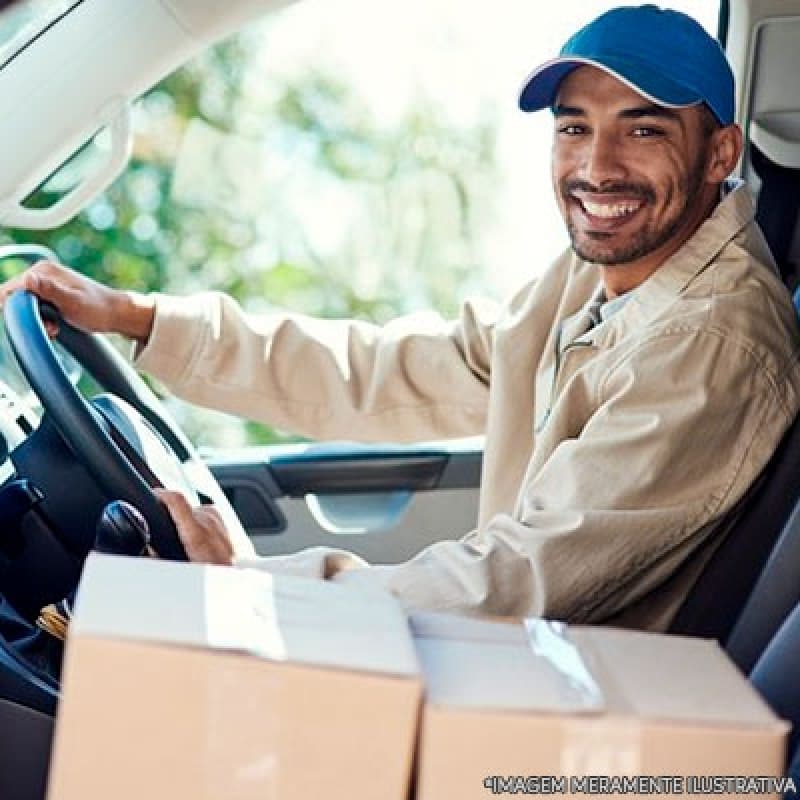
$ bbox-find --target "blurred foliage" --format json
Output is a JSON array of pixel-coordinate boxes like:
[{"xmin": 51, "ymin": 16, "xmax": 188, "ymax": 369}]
[{"xmin": 0, "ymin": 28, "xmax": 498, "ymax": 448}]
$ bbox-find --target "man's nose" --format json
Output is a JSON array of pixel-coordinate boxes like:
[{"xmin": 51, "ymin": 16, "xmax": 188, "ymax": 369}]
[{"xmin": 580, "ymin": 132, "xmax": 627, "ymax": 186}]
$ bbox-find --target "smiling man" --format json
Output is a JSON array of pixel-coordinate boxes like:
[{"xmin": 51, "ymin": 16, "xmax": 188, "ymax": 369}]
[
  {"xmin": 2, "ymin": 5, "xmax": 800, "ymax": 630},
  {"xmin": 551, "ymin": 75, "xmax": 729, "ymax": 293}
]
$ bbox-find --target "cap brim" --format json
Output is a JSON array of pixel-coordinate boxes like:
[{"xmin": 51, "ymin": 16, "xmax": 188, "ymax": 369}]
[{"xmin": 518, "ymin": 56, "xmax": 703, "ymax": 114}]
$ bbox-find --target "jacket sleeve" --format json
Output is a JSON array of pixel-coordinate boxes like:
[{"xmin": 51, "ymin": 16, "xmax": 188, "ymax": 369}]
[
  {"xmin": 133, "ymin": 291, "xmax": 499, "ymax": 442},
  {"xmin": 237, "ymin": 328, "xmax": 798, "ymax": 624}
]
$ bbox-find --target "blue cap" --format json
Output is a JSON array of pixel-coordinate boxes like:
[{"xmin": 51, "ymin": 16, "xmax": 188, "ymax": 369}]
[{"xmin": 518, "ymin": 5, "xmax": 734, "ymax": 126}]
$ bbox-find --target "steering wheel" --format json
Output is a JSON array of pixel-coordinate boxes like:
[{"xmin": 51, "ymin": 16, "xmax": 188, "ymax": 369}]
[{"xmin": 2, "ymin": 279, "xmax": 253, "ymax": 562}]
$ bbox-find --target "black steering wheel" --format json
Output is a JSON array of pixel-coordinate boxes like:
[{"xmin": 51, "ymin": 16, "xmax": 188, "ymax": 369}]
[{"xmin": 2, "ymin": 277, "xmax": 253, "ymax": 563}]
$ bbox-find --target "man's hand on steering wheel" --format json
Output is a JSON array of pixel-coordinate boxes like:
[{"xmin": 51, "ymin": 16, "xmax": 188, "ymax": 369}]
[
  {"xmin": 155, "ymin": 489, "xmax": 236, "ymax": 566},
  {"xmin": 0, "ymin": 260, "xmax": 155, "ymax": 344}
]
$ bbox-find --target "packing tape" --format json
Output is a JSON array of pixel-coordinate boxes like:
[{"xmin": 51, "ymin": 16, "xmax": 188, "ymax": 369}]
[{"xmin": 524, "ymin": 618, "xmax": 605, "ymax": 710}]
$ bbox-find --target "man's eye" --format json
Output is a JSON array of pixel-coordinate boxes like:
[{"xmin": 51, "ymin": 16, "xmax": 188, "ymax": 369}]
[
  {"xmin": 632, "ymin": 126, "xmax": 664, "ymax": 137},
  {"xmin": 558, "ymin": 125, "xmax": 585, "ymax": 136}
]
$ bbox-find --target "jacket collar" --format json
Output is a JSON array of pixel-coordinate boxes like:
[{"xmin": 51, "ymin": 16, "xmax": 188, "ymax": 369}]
[{"xmin": 578, "ymin": 182, "xmax": 758, "ymax": 347}]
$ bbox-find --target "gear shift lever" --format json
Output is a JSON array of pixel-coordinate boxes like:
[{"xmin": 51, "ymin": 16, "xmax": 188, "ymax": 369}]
[{"xmin": 94, "ymin": 500, "xmax": 151, "ymax": 557}]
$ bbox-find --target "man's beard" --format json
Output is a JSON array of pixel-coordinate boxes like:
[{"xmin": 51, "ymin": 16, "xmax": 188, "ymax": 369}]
[{"xmin": 561, "ymin": 154, "xmax": 708, "ymax": 266}]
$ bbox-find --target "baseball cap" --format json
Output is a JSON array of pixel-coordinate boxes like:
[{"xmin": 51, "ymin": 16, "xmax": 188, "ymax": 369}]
[{"xmin": 518, "ymin": 4, "xmax": 734, "ymax": 126}]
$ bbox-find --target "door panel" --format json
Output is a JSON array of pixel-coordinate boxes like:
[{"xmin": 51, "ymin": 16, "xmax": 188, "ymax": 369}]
[{"xmin": 208, "ymin": 442, "xmax": 482, "ymax": 563}]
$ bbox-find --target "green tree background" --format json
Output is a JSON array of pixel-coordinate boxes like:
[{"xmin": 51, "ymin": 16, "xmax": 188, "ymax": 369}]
[{"xmin": 0, "ymin": 31, "xmax": 498, "ymax": 448}]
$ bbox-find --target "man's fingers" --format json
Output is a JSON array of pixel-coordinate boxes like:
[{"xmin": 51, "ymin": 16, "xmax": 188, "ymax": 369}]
[
  {"xmin": 0, "ymin": 261, "xmax": 60, "ymax": 307},
  {"xmin": 43, "ymin": 320, "xmax": 60, "ymax": 340},
  {"xmin": 0, "ymin": 260, "xmax": 129, "ymax": 337},
  {"xmin": 20, "ymin": 265, "xmax": 66, "ymax": 307},
  {"xmin": 154, "ymin": 488, "xmax": 193, "ymax": 528},
  {"xmin": 0, "ymin": 270, "xmax": 57, "ymax": 338},
  {"xmin": 153, "ymin": 488, "xmax": 197, "ymax": 555},
  {"xmin": 0, "ymin": 275, "xmax": 27, "ymax": 305},
  {"xmin": 153, "ymin": 488, "xmax": 234, "ymax": 566}
]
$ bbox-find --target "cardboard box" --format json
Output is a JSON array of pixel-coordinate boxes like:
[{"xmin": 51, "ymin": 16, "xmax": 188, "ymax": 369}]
[
  {"xmin": 47, "ymin": 554, "xmax": 421, "ymax": 800},
  {"xmin": 412, "ymin": 613, "xmax": 790, "ymax": 800}
]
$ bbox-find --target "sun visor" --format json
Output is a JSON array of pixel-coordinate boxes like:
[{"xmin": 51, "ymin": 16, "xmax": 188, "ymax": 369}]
[{"xmin": 0, "ymin": 0, "xmax": 298, "ymax": 230}]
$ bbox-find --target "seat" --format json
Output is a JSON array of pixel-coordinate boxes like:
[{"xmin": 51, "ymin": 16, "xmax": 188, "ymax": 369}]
[
  {"xmin": 668, "ymin": 133, "xmax": 800, "ymax": 646},
  {"xmin": 668, "ymin": 412, "xmax": 800, "ymax": 645},
  {"xmin": 724, "ymin": 499, "xmax": 800, "ymax": 673},
  {"xmin": 749, "ymin": 601, "xmax": 800, "ymax": 787}
]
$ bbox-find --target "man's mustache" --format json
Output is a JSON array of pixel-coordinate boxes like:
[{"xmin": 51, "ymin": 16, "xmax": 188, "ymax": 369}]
[{"xmin": 561, "ymin": 180, "xmax": 656, "ymax": 203}]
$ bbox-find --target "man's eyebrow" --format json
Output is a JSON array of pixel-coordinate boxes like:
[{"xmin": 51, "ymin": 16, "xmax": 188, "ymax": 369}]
[
  {"xmin": 551, "ymin": 103, "xmax": 683, "ymax": 123},
  {"xmin": 617, "ymin": 104, "xmax": 681, "ymax": 122},
  {"xmin": 552, "ymin": 104, "xmax": 584, "ymax": 118}
]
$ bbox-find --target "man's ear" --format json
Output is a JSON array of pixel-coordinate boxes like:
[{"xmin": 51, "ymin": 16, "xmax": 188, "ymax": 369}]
[{"xmin": 706, "ymin": 123, "xmax": 744, "ymax": 183}]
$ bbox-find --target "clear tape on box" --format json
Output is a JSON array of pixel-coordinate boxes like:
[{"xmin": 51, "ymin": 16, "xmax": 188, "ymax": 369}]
[{"xmin": 523, "ymin": 618, "xmax": 605, "ymax": 710}]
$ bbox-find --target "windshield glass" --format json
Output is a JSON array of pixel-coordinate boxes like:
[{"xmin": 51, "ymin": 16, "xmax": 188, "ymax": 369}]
[{"xmin": 0, "ymin": 0, "xmax": 79, "ymax": 66}]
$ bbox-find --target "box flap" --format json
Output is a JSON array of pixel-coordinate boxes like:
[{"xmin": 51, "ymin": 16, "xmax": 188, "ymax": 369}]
[
  {"xmin": 73, "ymin": 554, "xmax": 419, "ymax": 678},
  {"xmin": 570, "ymin": 626, "xmax": 781, "ymax": 729},
  {"xmin": 412, "ymin": 613, "xmax": 783, "ymax": 729}
]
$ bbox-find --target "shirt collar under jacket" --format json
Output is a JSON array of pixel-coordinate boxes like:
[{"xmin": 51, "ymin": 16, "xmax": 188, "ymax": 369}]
[{"xmin": 557, "ymin": 287, "xmax": 634, "ymax": 355}]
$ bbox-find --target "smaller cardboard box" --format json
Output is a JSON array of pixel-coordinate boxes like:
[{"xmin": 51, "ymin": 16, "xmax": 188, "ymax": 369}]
[
  {"xmin": 47, "ymin": 554, "xmax": 421, "ymax": 800},
  {"xmin": 412, "ymin": 613, "xmax": 790, "ymax": 800}
]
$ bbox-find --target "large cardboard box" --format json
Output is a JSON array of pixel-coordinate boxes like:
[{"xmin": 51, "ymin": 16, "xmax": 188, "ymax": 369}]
[
  {"xmin": 47, "ymin": 554, "xmax": 422, "ymax": 800},
  {"xmin": 412, "ymin": 613, "xmax": 790, "ymax": 800}
]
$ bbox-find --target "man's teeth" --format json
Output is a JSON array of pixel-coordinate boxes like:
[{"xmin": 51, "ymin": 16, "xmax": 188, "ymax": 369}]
[{"xmin": 581, "ymin": 200, "xmax": 641, "ymax": 218}]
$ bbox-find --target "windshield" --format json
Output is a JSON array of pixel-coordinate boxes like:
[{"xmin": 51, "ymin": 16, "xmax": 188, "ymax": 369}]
[{"xmin": 0, "ymin": 0, "xmax": 80, "ymax": 66}]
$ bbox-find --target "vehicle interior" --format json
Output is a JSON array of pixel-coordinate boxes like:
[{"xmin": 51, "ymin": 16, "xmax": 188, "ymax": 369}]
[{"xmin": 0, "ymin": 0, "xmax": 800, "ymax": 797}]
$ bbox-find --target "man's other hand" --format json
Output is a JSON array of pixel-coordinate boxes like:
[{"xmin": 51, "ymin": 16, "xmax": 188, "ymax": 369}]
[
  {"xmin": 154, "ymin": 488, "xmax": 235, "ymax": 566},
  {"xmin": 0, "ymin": 260, "xmax": 155, "ymax": 344}
]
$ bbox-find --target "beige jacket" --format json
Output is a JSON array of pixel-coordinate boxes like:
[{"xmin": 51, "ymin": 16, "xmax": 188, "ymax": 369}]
[{"xmin": 136, "ymin": 184, "xmax": 800, "ymax": 631}]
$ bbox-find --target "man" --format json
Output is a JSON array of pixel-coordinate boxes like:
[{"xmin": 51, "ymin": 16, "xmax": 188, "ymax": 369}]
[{"xmin": 2, "ymin": 5, "xmax": 799, "ymax": 630}]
